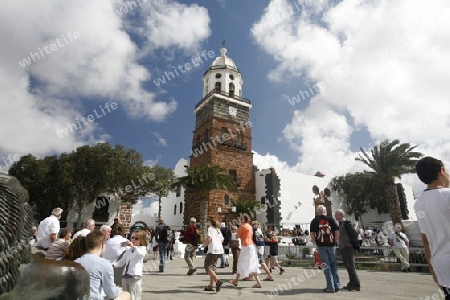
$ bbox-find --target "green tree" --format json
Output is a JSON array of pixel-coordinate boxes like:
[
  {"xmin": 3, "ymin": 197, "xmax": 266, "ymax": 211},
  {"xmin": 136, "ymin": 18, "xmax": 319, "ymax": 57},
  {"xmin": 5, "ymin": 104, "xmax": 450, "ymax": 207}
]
[
  {"xmin": 10, "ymin": 143, "xmax": 150, "ymax": 226},
  {"xmin": 147, "ymin": 165, "xmax": 177, "ymax": 219},
  {"xmin": 174, "ymin": 164, "xmax": 236, "ymax": 232},
  {"xmin": 331, "ymin": 172, "xmax": 386, "ymax": 224},
  {"xmin": 9, "ymin": 154, "xmax": 52, "ymax": 222},
  {"xmin": 68, "ymin": 143, "xmax": 147, "ymax": 226},
  {"xmin": 355, "ymin": 139, "xmax": 422, "ymax": 226}
]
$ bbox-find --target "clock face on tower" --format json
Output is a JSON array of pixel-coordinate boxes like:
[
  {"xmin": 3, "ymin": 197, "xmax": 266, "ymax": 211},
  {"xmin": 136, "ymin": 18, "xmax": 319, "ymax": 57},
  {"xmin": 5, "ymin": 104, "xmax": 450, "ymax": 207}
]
[{"xmin": 229, "ymin": 106, "xmax": 237, "ymax": 116}]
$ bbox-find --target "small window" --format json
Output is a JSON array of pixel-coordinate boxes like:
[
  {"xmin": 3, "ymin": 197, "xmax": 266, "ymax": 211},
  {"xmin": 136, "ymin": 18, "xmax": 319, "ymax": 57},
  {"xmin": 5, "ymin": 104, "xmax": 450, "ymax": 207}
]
[
  {"xmin": 180, "ymin": 202, "xmax": 183, "ymax": 214},
  {"xmin": 236, "ymin": 132, "xmax": 243, "ymax": 146},
  {"xmin": 215, "ymin": 82, "xmax": 221, "ymax": 91},
  {"xmin": 203, "ymin": 128, "xmax": 209, "ymax": 142},
  {"xmin": 216, "ymin": 73, "xmax": 222, "ymax": 78},
  {"xmin": 220, "ymin": 127, "xmax": 228, "ymax": 143},
  {"xmin": 224, "ymin": 194, "xmax": 230, "ymax": 206},
  {"xmin": 260, "ymin": 196, "xmax": 266, "ymax": 205},
  {"xmin": 229, "ymin": 170, "xmax": 237, "ymax": 182},
  {"xmin": 174, "ymin": 204, "xmax": 177, "ymax": 215},
  {"xmin": 229, "ymin": 74, "xmax": 234, "ymax": 80},
  {"xmin": 176, "ymin": 185, "xmax": 181, "ymax": 197},
  {"xmin": 229, "ymin": 83, "xmax": 235, "ymax": 97}
]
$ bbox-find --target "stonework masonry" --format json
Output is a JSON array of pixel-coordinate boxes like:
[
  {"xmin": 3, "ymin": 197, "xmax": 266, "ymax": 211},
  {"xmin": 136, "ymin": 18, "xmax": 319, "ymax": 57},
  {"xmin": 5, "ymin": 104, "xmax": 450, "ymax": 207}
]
[
  {"xmin": 195, "ymin": 96, "xmax": 250, "ymax": 130},
  {"xmin": 119, "ymin": 202, "xmax": 133, "ymax": 233},
  {"xmin": 185, "ymin": 97, "xmax": 255, "ymax": 225}
]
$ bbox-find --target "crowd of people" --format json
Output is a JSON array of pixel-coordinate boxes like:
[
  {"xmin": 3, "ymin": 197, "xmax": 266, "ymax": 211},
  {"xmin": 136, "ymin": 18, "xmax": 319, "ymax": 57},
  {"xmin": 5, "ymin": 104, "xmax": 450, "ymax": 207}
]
[{"xmin": 27, "ymin": 156, "xmax": 450, "ymax": 299}]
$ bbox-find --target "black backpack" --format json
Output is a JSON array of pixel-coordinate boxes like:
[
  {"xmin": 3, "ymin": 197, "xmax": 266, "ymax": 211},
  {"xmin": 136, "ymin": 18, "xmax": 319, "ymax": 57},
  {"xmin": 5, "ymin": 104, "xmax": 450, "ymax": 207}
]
[
  {"xmin": 156, "ymin": 225, "xmax": 170, "ymax": 243},
  {"xmin": 252, "ymin": 227, "xmax": 265, "ymax": 246}
]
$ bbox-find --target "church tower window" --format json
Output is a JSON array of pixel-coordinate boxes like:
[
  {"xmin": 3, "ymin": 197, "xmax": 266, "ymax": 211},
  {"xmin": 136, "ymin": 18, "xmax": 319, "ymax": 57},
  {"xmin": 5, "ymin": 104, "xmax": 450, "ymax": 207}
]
[
  {"xmin": 229, "ymin": 82, "xmax": 235, "ymax": 97},
  {"xmin": 215, "ymin": 82, "xmax": 221, "ymax": 92}
]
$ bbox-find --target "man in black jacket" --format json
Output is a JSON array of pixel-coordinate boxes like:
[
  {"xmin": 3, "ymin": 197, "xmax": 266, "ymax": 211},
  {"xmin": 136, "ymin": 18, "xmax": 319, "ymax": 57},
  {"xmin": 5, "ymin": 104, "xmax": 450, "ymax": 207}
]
[{"xmin": 335, "ymin": 209, "xmax": 361, "ymax": 291}]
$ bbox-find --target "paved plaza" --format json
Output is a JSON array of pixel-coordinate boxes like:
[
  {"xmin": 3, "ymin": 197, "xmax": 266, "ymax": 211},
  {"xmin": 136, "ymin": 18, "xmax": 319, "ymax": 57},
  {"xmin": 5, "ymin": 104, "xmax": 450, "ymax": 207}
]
[{"xmin": 139, "ymin": 255, "xmax": 443, "ymax": 300}]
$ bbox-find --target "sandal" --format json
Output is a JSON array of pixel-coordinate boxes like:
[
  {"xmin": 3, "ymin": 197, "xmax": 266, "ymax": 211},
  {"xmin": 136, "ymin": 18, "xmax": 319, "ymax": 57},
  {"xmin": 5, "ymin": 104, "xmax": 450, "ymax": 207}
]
[
  {"xmin": 252, "ymin": 284, "xmax": 262, "ymax": 288},
  {"xmin": 204, "ymin": 286, "xmax": 214, "ymax": 291},
  {"xmin": 228, "ymin": 280, "xmax": 238, "ymax": 287},
  {"xmin": 216, "ymin": 280, "xmax": 223, "ymax": 292},
  {"xmin": 243, "ymin": 277, "xmax": 253, "ymax": 281},
  {"xmin": 263, "ymin": 277, "xmax": 275, "ymax": 281}
]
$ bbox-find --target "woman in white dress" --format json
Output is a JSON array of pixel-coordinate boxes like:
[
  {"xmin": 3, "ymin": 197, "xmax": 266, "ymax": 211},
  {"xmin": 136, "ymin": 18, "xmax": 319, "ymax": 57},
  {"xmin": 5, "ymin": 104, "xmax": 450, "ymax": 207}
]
[{"xmin": 228, "ymin": 214, "xmax": 262, "ymax": 288}]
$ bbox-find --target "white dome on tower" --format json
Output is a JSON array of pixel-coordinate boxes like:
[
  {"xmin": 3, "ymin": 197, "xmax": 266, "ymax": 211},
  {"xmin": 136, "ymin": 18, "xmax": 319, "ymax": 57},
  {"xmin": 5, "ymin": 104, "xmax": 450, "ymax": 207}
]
[
  {"xmin": 202, "ymin": 46, "xmax": 243, "ymax": 98},
  {"xmin": 211, "ymin": 47, "xmax": 238, "ymax": 70}
]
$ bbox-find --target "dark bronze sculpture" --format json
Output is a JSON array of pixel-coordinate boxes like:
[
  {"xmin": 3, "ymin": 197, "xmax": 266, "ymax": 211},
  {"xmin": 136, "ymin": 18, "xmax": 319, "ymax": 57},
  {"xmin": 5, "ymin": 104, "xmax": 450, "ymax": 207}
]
[
  {"xmin": 0, "ymin": 174, "xmax": 90, "ymax": 300},
  {"xmin": 312, "ymin": 185, "xmax": 332, "ymax": 217}
]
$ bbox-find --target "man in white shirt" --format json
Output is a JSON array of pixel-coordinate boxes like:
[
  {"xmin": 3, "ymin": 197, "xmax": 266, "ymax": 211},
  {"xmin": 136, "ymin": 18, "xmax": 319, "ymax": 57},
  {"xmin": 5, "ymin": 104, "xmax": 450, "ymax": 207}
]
[
  {"xmin": 415, "ymin": 156, "xmax": 450, "ymax": 299},
  {"xmin": 388, "ymin": 223, "xmax": 410, "ymax": 272},
  {"xmin": 35, "ymin": 207, "xmax": 63, "ymax": 250},
  {"xmin": 104, "ymin": 225, "xmax": 128, "ymax": 286},
  {"xmin": 100, "ymin": 225, "xmax": 112, "ymax": 241},
  {"xmin": 73, "ymin": 219, "xmax": 95, "ymax": 239}
]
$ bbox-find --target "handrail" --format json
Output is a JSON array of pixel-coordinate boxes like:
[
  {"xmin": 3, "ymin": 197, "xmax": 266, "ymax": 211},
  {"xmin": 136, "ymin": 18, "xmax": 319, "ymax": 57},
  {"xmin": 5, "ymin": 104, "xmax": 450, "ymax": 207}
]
[{"xmin": 195, "ymin": 89, "xmax": 251, "ymax": 110}]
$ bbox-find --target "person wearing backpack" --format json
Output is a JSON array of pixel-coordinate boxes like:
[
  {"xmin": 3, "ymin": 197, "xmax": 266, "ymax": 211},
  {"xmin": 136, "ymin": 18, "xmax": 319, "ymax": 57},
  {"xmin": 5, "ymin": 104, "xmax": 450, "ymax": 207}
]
[
  {"xmin": 182, "ymin": 217, "xmax": 198, "ymax": 276},
  {"xmin": 244, "ymin": 221, "xmax": 274, "ymax": 282},
  {"xmin": 335, "ymin": 209, "xmax": 361, "ymax": 291},
  {"xmin": 310, "ymin": 205, "xmax": 340, "ymax": 293},
  {"xmin": 155, "ymin": 218, "xmax": 171, "ymax": 273},
  {"xmin": 219, "ymin": 223, "xmax": 231, "ymax": 268}
]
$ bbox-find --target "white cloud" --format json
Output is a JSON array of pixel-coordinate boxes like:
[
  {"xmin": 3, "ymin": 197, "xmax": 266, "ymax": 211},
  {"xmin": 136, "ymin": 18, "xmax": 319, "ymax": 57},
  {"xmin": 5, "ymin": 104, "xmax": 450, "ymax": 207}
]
[
  {"xmin": 253, "ymin": 151, "xmax": 292, "ymax": 171},
  {"xmin": 137, "ymin": 0, "xmax": 211, "ymax": 56},
  {"xmin": 153, "ymin": 132, "xmax": 168, "ymax": 147},
  {"xmin": 0, "ymin": 0, "xmax": 210, "ymax": 156},
  {"xmin": 252, "ymin": 0, "xmax": 450, "ymax": 190},
  {"xmin": 144, "ymin": 155, "xmax": 162, "ymax": 167}
]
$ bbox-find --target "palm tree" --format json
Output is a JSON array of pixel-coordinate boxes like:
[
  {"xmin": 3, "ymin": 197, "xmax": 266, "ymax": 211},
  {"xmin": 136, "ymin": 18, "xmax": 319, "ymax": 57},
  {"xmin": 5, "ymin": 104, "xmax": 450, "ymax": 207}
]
[
  {"xmin": 174, "ymin": 164, "xmax": 236, "ymax": 232},
  {"xmin": 355, "ymin": 139, "xmax": 422, "ymax": 226}
]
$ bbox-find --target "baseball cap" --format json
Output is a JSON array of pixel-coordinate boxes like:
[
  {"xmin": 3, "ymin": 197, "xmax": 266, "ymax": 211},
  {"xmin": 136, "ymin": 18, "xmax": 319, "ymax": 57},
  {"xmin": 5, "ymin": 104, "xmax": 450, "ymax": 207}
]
[
  {"xmin": 52, "ymin": 207, "xmax": 63, "ymax": 216},
  {"xmin": 220, "ymin": 222, "xmax": 226, "ymax": 228},
  {"xmin": 190, "ymin": 217, "xmax": 196, "ymax": 223}
]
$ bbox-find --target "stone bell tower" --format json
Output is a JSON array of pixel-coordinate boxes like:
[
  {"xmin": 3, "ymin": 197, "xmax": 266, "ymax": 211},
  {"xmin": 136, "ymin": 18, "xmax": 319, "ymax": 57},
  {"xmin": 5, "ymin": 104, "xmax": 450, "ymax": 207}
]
[{"xmin": 184, "ymin": 46, "xmax": 256, "ymax": 224}]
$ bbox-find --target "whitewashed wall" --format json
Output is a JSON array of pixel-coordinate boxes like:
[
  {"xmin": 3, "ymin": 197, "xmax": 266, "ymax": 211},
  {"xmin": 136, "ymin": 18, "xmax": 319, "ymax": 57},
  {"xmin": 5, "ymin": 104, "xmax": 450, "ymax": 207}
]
[
  {"xmin": 254, "ymin": 168, "xmax": 416, "ymax": 231},
  {"xmin": 66, "ymin": 193, "xmax": 121, "ymax": 228},
  {"xmin": 255, "ymin": 168, "xmax": 331, "ymax": 230}
]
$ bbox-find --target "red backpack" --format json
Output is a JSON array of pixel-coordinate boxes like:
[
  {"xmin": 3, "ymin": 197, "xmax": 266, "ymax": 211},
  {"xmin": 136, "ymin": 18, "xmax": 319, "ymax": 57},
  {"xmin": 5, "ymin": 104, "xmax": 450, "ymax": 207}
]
[{"xmin": 317, "ymin": 218, "xmax": 334, "ymax": 243}]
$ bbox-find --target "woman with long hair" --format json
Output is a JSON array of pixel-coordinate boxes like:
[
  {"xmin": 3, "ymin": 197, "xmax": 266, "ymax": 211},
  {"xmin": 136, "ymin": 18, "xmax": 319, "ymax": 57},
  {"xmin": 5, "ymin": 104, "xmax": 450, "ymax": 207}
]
[
  {"xmin": 113, "ymin": 230, "xmax": 148, "ymax": 300},
  {"xmin": 63, "ymin": 235, "xmax": 86, "ymax": 261},
  {"xmin": 228, "ymin": 214, "xmax": 262, "ymax": 288},
  {"xmin": 202, "ymin": 218, "xmax": 224, "ymax": 292}
]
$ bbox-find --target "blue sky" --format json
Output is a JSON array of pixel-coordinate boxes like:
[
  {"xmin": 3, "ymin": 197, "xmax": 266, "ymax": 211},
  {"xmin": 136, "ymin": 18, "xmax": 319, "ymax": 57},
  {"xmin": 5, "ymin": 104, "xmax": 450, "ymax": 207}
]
[{"xmin": 2, "ymin": 0, "xmax": 450, "ymax": 193}]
